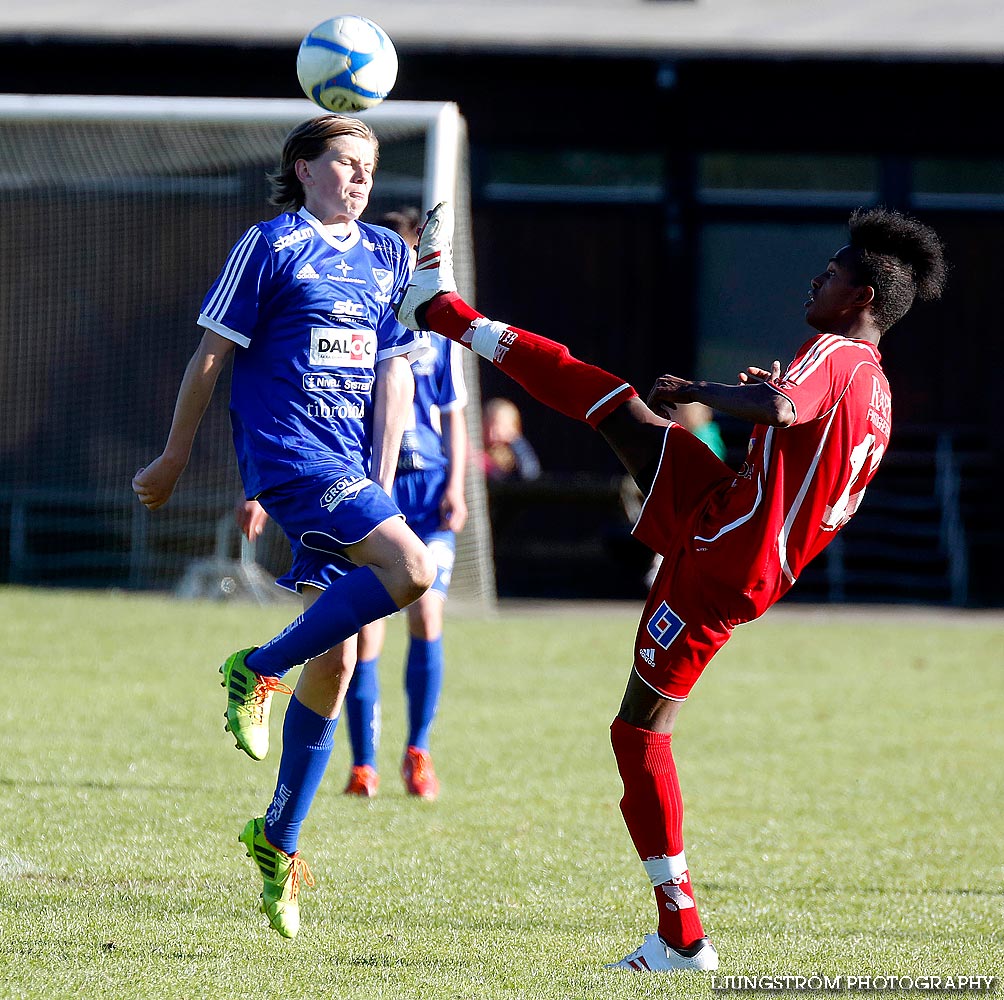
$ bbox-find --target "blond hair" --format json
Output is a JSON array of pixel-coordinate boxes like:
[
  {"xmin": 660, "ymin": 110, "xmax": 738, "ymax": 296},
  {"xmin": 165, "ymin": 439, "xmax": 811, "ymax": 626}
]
[{"xmin": 267, "ymin": 115, "xmax": 379, "ymax": 211}]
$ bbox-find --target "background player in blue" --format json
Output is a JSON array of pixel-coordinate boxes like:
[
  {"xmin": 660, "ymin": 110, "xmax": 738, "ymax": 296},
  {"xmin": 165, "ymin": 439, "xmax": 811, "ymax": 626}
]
[
  {"xmin": 346, "ymin": 324, "xmax": 469, "ymax": 800},
  {"xmin": 343, "ymin": 207, "xmax": 468, "ymax": 802},
  {"xmin": 132, "ymin": 115, "xmax": 436, "ymax": 939}
]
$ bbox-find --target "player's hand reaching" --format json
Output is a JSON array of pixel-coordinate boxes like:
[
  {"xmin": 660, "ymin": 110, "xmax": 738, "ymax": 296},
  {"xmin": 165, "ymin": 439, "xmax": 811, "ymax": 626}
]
[
  {"xmin": 647, "ymin": 361, "xmax": 793, "ymax": 428},
  {"xmin": 646, "ymin": 374, "xmax": 697, "ymax": 418},
  {"xmin": 132, "ymin": 454, "xmax": 187, "ymax": 511},
  {"xmin": 236, "ymin": 499, "xmax": 269, "ymax": 541}
]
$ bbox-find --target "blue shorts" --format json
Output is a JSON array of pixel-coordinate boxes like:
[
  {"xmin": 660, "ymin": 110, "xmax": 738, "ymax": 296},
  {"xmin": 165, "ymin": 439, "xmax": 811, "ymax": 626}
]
[
  {"xmin": 258, "ymin": 467, "xmax": 404, "ymax": 594},
  {"xmin": 394, "ymin": 468, "xmax": 455, "ymax": 600},
  {"xmin": 393, "ymin": 466, "xmax": 447, "ymax": 538}
]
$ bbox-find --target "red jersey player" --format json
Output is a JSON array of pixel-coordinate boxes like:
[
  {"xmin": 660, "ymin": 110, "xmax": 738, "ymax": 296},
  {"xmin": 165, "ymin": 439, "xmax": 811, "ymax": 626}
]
[{"xmin": 395, "ymin": 203, "xmax": 947, "ymax": 973}]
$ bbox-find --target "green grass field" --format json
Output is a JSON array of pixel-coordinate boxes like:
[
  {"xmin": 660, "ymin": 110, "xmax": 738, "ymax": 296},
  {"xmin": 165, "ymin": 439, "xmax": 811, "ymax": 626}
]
[{"xmin": 0, "ymin": 587, "xmax": 1000, "ymax": 999}]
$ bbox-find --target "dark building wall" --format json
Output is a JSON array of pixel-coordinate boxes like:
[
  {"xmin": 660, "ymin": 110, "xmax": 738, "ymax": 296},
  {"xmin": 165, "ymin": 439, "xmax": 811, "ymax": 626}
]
[{"xmin": 1, "ymin": 38, "xmax": 1000, "ymax": 602}]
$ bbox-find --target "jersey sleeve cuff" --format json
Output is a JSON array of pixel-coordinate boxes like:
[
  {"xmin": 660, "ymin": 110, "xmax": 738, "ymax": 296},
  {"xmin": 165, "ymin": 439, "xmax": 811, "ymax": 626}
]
[
  {"xmin": 376, "ymin": 331, "xmax": 431, "ymax": 363},
  {"xmin": 197, "ymin": 313, "xmax": 251, "ymax": 348},
  {"xmin": 772, "ymin": 383, "xmax": 798, "ymax": 424}
]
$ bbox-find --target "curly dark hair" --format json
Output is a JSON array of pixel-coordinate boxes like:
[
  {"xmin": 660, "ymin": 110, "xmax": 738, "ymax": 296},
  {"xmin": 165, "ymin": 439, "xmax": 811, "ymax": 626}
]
[
  {"xmin": 267, "ymin": 114, "xmax": 379, "ymax": 211},
  {"xmin": 846, "ymin": 207, "xmax": 948, "ymax": 332}
]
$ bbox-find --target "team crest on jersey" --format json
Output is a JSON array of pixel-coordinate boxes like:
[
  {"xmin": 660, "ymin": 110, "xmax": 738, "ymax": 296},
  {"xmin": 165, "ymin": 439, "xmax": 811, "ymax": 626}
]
[
  {"xmin": 371, "ymin": 268, "xmax": 394, "ymax": 295},
  {"xmin": 310, "ymin": 327, "xmax": 376, "ymax": 367},
  {"xmin": 319, "ymin": 475, "xmax": 369, "ymax": 512}
]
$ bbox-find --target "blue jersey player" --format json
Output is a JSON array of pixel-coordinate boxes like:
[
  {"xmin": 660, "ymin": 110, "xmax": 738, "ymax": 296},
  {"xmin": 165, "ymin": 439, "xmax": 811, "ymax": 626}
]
[
  {"xmin": 346, "ymin": 328, "xmax": 469, "ymax": 801},
  {"xmin": 132, "ymin": 115, "xmax": 436, "ymax": 939}
]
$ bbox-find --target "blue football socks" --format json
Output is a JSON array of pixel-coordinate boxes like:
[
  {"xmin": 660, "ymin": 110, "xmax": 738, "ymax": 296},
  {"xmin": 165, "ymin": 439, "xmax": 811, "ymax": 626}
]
[
  {"xmin": 345, "ymin": 655, "xmax": 381, "ymax": 769},
  {"xmin": 248, "ymin": 566, "xmax": 398, "ymax": 677},
  {"xmin": 405, "ymin": 636, "xmax": 443, "ymax": 751},
  {"xmin": 263, "ymin": 695, "xmax": 338, "ymax": 856}
]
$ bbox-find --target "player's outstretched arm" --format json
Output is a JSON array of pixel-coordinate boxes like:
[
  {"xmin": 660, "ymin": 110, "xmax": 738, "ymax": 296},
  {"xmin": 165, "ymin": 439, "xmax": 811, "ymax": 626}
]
[
  {"xmin": 132, "ymin": 330, "xmax": 236, "ymax": 510},
  {"xmin": 648, "ymin": 364, "xmax": 793, "ymax": 428},
  {"xmin": 370, "ymin": 355, "xmax": 415, "ymax": 495}
]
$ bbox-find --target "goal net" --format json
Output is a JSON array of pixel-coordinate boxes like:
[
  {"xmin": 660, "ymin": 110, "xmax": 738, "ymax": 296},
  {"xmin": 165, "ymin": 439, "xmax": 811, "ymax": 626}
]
[{"xmin": 0, "ymin": 94, "xmax": 496, "ymax": 611}]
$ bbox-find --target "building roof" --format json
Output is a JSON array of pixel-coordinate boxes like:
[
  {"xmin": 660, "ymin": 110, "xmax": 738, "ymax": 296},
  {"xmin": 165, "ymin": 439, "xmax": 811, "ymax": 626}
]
[{"xmin": 2, "ymin": 0, "xmax": 1004, "ymax": 61}]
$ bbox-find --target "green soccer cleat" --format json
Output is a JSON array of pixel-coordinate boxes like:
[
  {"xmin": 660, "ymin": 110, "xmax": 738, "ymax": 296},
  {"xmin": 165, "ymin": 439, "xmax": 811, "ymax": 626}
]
[
  {"xmin": 220, "ymin": 648, "xmax": 292, "ymax": 761},
  {"xmin": 239, "ymin": 817, "xmax": 314, "ymax": 940}
]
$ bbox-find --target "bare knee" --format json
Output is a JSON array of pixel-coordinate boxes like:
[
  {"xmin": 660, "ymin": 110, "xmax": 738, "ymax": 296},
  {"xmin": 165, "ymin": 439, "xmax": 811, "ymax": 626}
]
[
  {"xmin": 346, "ymin": 521, "xmax": 437, "ymax": 608},
  {"xmin": 373, "ymin": 538, "xmax": 436, "ymax": 608},
  {"xmin": 617, "ymin": 670, "xmax": 684, "ymax": 733},
  {"xmin": 398, "ymin": 544, "xmax": 437, "ymax": 606}
]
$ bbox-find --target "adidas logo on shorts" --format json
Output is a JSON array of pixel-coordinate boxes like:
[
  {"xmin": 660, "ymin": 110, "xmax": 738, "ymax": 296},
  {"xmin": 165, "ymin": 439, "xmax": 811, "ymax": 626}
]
[{"xmin": 639, "ymin": 648, "xmax": 657, "ymax": 667}]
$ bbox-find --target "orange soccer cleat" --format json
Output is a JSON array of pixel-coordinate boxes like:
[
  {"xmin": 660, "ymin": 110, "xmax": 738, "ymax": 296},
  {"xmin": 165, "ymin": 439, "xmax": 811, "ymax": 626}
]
[
  {"xmin": 343, "ymin": 764, "xmax": 380, "ymax": 798},
  {"xmin": 401, "ymin": 746, "xmax": 439, "ymax": 800}
]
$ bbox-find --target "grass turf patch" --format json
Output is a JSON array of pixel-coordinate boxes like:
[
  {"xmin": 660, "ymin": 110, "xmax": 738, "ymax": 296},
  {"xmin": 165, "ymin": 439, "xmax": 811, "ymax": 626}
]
[{"xmin": 0, "ymin": 588, "xmax": 1000, "ymax": 999}]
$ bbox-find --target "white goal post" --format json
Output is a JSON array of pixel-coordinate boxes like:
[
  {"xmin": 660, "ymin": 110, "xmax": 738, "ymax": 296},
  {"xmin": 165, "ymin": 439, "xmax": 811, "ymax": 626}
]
[{"xmin": 0, "ymin": 94, "xmax": 495, "ymax": 610}]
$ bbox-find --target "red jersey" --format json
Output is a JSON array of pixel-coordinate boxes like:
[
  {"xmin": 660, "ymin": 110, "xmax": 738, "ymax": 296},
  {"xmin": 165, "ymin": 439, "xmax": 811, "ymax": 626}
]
[{"xmin": 636, "ymin": 333, "xmax": 891, "ymax": 619}]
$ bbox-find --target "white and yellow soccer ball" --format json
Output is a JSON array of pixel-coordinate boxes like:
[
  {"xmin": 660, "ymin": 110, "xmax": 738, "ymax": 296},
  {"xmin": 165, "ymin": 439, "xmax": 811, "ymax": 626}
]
[{"xmin": 296, "ymin": 15, "xmax": 398, "ymax": 113}]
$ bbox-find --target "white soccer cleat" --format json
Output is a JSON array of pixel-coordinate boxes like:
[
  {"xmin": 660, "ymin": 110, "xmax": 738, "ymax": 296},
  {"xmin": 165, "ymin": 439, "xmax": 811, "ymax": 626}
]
[
  {"xmin": 394, "ymin": 201, "xmax": 457, "ymax": 330},
  {"xmin": 605, "ymin": 933, "xmax": 719, "ymax": 973}
]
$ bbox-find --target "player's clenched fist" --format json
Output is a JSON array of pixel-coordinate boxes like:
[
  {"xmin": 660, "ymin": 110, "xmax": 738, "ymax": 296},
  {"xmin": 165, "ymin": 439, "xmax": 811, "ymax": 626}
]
[{"xmin": 132, "ymin": 454, "xmax": 186, "ymax": 511}]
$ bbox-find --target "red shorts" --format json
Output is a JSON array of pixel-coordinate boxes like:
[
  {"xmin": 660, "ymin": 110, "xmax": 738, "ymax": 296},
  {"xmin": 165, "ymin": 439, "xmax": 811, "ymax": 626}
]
[
  {"xmin": 632, "ymin": 546, "xmax": 736, "ymax": 701},
  {"xmin": 630, "ymin": 424, "xmax": 751, "ymax": 701}
]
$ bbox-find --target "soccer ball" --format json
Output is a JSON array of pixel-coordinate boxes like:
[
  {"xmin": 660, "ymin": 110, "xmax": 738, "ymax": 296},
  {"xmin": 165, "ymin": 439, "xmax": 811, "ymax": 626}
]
[{"xmin": 296, "ymin": 15, "xmax": 398, "ymax": 113}]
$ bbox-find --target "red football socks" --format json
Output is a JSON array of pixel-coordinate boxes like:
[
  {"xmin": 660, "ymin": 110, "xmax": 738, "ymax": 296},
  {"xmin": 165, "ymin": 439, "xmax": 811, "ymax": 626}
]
[
  {"xmin": 610, "ymin": 717, "xmax": 706, "ymax": 949},
  {"xmin": 422, "ymin": 292, "xmax": 637, "ymax": 428}
]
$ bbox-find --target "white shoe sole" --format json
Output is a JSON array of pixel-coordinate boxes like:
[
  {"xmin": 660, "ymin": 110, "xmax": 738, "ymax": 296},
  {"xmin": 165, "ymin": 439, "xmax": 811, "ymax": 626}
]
[{"xmin": 395, "ymin": 201, "xmax": 456, "ymax": 329}]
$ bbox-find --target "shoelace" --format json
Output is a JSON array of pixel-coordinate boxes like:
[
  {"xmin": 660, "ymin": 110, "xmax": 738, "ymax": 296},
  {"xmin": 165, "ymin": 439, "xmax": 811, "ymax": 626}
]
[
  {"xmin": 622, "ymin": 944, "xmax": 651, "ymax": 970},
  {"xmin": 251, "ymin": 675, "xmax": 293, "ymax": 723},
  {"xmin": 288, "ymin": 855, "xmax": 315, "ymax": 899}
]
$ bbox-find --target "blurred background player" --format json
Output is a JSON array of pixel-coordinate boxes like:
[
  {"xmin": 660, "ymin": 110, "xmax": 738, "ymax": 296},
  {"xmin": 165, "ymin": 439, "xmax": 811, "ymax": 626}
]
[
  {"xmin": 395, "ymin": 201, "xmax": 947, "ymax": 972},
  {"xmin": 132, "ymin": 115, "xmax": 436, "ymax": 939},
  {"xmin": 480, "ymin": 396, "xmax": 541, "ymax": 482},
  {"xmin": 671, "ymin": 401, "xmax": 725, "ymax": 461},
  {"xmin": 344, "ymin": 208, "xmax": 469, "ymax": 801}
]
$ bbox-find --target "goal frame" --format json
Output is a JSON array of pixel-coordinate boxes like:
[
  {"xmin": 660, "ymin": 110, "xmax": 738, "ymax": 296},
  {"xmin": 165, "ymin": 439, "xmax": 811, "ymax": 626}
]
[
  {"xmin": 0, "ymin": 94, "xmax": 495, "ymax": 611},
  {"xmin": 0, "ymin": 93, "xmax": 463, "ymax": 211}
]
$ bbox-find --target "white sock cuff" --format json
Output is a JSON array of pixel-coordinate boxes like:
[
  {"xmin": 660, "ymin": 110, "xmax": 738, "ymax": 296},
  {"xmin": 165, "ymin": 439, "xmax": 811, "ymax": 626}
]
[
  {"xmin": 470, "ymin": 317, "xmax": 510, "ymax": 361},
  {"xmin": 642, "ymin": 851, "xmax": 688, "ymax": 886}
]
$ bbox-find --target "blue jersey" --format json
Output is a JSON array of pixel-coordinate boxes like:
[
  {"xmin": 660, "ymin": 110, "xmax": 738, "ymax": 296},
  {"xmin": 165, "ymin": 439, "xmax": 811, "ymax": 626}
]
[
  {"xmin": 197, "ymin": 208, "xmax": 422, "ymax": 497},
  {"xmin": 397, "ymin": 335, "xmax": 467, "ymax": 476}
]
